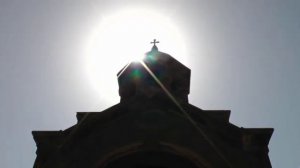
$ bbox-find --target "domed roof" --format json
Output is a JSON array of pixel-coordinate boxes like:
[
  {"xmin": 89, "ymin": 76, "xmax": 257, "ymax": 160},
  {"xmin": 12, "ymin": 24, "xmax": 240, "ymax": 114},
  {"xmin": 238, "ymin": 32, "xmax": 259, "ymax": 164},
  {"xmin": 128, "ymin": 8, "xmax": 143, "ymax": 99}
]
[{"xmin": 117, "ymin": 42, "xmax": 191, "ymax": 103}]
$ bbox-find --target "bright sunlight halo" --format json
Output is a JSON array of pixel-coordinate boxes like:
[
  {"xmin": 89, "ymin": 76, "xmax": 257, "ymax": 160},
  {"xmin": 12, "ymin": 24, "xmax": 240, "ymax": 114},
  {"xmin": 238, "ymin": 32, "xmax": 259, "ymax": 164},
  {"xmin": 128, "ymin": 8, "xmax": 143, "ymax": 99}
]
[{"xmin": 85, "ymin": 8, "xmax": 187, "ymax": 106}]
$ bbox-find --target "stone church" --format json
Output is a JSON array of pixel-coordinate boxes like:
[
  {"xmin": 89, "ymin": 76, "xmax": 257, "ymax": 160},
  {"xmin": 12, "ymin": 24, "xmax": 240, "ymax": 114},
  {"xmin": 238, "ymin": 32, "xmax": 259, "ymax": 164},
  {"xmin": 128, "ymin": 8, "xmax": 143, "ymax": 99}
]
[{"xmin": 32, "ymin": 41, "xmax": 273, "ymax": 168}]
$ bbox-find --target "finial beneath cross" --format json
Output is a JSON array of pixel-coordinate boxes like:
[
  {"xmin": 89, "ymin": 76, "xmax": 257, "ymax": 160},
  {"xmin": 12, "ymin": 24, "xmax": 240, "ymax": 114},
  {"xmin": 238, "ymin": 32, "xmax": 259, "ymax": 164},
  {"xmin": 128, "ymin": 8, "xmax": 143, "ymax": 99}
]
[{"xmin": 150, "ymin": 39, "xmax": 159, "ymax": 52}]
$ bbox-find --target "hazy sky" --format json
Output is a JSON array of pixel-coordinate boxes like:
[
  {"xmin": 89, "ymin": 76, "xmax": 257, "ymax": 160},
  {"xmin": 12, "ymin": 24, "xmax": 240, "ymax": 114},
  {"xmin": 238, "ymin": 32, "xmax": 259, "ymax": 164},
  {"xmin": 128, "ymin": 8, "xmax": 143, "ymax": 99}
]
[{"xmin": 0, "ymin": 0, "xmax": 299, "ymax": 167}]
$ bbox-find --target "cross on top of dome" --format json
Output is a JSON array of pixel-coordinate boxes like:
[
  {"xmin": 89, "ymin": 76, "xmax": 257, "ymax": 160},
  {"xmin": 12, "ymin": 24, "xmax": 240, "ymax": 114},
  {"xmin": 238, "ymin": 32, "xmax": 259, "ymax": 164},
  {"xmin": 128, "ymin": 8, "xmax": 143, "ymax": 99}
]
[{"xmin": 150, "ymin": 39, "xmax": 159, "ymax": 51}]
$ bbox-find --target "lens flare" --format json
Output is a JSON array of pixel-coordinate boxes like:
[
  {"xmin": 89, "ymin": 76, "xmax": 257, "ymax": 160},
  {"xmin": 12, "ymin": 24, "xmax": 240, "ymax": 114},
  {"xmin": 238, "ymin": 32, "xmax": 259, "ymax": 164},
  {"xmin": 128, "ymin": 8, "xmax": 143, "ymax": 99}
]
[{"xmin": 85, "ymin": 7, "xmax": 187, "ymax": 105}]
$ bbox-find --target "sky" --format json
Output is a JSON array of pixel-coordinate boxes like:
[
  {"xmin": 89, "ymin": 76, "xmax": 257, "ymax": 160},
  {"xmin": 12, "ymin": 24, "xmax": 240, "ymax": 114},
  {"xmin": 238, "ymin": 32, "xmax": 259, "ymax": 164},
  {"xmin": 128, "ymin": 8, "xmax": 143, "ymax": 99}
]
[{"xmin": 0, "ymin": 0, "xmax": 299, "ymax": 167}]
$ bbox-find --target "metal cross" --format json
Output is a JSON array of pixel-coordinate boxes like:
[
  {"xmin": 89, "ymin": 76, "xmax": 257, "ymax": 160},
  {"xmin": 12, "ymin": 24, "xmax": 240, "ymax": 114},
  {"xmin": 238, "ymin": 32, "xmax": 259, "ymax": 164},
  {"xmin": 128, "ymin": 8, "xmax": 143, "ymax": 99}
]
[{"xmin": 150, "ymin": 39, "xmax": 159, "ymax": 45}]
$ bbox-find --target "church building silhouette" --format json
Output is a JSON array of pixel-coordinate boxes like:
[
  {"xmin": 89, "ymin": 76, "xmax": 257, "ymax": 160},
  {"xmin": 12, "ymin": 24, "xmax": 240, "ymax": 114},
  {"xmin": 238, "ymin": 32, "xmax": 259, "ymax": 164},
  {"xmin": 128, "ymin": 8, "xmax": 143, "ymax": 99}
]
[{"xmin": 32, "ymin": 40, "xmax": 273, "ymax": 168}]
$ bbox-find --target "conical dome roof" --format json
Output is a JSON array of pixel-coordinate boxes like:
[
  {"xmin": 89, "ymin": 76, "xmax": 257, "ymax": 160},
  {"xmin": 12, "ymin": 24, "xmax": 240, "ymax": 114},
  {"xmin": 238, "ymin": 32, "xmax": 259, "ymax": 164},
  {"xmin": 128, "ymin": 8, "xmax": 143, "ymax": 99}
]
[{"xmin": 117, "ymin": 44, "xmax": 191, "ymax": 103}]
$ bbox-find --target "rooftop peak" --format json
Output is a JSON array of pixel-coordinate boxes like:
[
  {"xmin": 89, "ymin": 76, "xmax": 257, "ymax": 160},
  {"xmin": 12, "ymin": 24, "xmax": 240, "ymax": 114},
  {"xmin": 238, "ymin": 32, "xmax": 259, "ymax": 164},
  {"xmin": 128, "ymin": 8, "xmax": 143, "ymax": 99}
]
[{"xmin": 150, "ymin": 39, "xmax": 159, "ymax": 52}]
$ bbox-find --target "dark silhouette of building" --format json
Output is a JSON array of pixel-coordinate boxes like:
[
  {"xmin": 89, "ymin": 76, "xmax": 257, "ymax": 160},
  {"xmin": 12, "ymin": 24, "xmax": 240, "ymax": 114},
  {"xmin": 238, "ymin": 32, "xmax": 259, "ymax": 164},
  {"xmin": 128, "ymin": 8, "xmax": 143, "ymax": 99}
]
[{"xmin": 32, "ymin": 41, "xmax": 273, "ymax": 168}]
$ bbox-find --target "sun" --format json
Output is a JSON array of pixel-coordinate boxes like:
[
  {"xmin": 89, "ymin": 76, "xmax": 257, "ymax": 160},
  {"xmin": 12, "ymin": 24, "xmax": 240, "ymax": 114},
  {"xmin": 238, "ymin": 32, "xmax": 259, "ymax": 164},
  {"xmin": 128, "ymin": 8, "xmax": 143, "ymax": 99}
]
[{"xmin": 85, "ymin": 7, "xmax": 187, "ymax": 106}]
